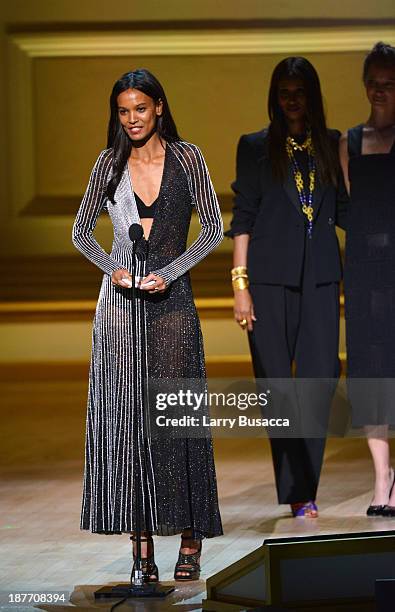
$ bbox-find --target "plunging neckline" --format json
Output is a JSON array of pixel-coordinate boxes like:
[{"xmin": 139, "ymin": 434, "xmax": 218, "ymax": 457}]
[
  {"xmin": 134, "ymin": 193, "xmax": 159, "ymax": 208},
  {"xmin": 126, "ymin": 144, "xmax": 168, "ymax": 240}
]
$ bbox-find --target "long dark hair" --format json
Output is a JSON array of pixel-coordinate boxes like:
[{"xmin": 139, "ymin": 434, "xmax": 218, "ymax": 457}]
[
  {"xmin": 106, "ymin": 68, "xmax": 180, "ymax": 203},
  {"xmin": 267, "ymin": 57, "xmax": 338, "ymax": 185}
]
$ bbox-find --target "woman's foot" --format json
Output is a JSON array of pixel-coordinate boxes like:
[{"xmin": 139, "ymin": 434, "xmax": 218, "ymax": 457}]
[
  {"xmin": 130, "ymin": 533, "xmax": 159, "ymax": 582},
  {"xmin": 367, "ymin": 467, "xmax": 394, "ymax": 516},
  {"xmin": 380, "ymin": 468, "xmax": 395, "ymax": 517},
  {"xmin": 381, "ymin": 505, "xmax": 395, "ymax": 517},
  {"xmin": 291, "ymin": 501, "xmax": 318, "ymax": 518},
  {"xmin": 174, "ymin": 530, "xmax": 202, "ymax": 581}
]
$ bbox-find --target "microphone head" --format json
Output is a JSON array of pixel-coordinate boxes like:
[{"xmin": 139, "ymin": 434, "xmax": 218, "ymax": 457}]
[{"xmin": 128, "ymin": 223, "xmax": 144, "ymax": 242}]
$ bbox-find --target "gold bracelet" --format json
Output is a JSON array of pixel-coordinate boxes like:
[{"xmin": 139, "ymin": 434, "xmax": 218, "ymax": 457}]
[
  {"xmin": 232, "ymin": 277, "xmax": 249, "ymax": 291},
  {"xmin": 231, "ymin": 266, "xmax": 247, "ymax": 277},
  {"xmin": 231, "ymin": 274, "xmax": 248, "ymax": 281}
]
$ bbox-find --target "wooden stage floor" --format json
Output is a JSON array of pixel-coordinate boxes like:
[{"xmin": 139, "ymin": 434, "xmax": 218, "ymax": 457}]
[{"xmin": 1, "ymin": 380, "xmax": 394, "ymax": 611}]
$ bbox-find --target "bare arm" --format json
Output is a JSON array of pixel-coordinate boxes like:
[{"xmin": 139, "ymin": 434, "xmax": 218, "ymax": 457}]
[
  {"xmin": 339, "ymin": 131, "xmax": 350, "ymax": 196},
  {"xmin": 232, "ymin": 234, "xmax": 256, "ymax": 331}
]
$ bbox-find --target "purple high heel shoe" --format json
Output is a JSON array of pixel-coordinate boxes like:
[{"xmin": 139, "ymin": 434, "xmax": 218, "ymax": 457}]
[{"xmin": 291, "ymin": 501, "xmax": 318, "ymax": 518}]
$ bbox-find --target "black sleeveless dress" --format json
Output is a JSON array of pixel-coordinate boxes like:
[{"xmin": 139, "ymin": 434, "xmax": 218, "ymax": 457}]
[{"xmin": 345, "ymin": 124, "xmax": 395, "ymax": 426}]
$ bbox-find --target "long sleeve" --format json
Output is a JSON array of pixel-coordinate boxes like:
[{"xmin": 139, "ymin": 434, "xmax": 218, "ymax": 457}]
[
  {"xmin": 72, "ymin": 149, "xmax": 123, "ymax": 276},
  {"xmin": 152, "ymin": 143, "xmax": 223, "ymax": 286},
  {"xmin": 225, "ymin": 135, "xmax": 262, "ymax": 238}
]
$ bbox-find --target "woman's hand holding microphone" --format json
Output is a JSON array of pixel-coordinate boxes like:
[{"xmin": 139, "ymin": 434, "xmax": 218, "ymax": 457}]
[{"xmin": 111, "ymin": 269, "xmax": 166, "ymax": 293}]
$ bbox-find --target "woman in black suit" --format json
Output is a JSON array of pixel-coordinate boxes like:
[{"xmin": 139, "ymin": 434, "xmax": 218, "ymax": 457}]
[{"xmin": 226, "ymin": 57, "xmax": 347, "ymax": 517}]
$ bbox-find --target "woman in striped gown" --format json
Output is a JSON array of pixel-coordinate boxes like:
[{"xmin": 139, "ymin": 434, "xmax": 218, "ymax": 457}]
[{"xmin": 72, "ymin": 69, "xmax": 223, "ymax": 581}]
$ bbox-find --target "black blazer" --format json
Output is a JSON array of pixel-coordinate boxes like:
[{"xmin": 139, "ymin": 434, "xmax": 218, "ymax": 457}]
[{"xmin": 226, "ymin": 129, "xmax": 348, "ymax": 286}]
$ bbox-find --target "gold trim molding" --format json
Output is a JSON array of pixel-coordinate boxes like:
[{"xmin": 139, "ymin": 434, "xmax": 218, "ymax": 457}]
[
  {"xmin": 10, "ymin": 27, "xmax": 395, "ymax": 58},
  {"xmin": 0, "ymin": 296, "xmax": 344, "ymax": 323},
  {"xmin": 10, "ymin": 26, "xmax": 395, "ymax": 58},
  {"xmin": 0, "ymin": 297, "xmax": 235, "ymax": 322}
]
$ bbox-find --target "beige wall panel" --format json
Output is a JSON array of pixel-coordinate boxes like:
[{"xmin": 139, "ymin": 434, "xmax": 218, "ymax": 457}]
[
  {"xmin": 1, "ymin": 1, "xmax": 394, "ymax": 259},
  {"xmin": 0, "ymin": 23, "xmax": 7, "ymax": 222},
  {"xmin": 33, "ymin": 56, "xmax": 113, "ymax": 195},
  {"xmin": 0, "ymin": 48, "xmax": 371, "ymax": 256},
  {"xmin": 0, "ymin": 208, "xmax": 211, "ymax": 257},
  {"xmin": 3, "ymin": 0, "xmax": 395, "ymax": 23},
  {"xmin": 34, "ymin": 51, "xmax": 370, "ymax": 198},
  {"xmin": 0, "ymin": 317, "xmax": 251, "ymax": 362}
]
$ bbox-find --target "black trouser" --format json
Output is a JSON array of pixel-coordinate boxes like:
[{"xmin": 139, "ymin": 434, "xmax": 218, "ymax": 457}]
[{"xmin": 249, "ymin": 250, "xmax": 340, "ymax": 504}]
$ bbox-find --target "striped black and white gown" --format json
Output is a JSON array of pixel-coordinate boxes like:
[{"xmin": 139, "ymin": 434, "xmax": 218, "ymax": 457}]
[{"xmin": 72, "ymin": 141, "xmax": 223, "ymax": 537}]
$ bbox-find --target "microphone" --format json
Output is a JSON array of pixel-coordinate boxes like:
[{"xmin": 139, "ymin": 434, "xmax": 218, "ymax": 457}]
[
  {"xmin": 128, "ymin": 223, "xmax": 148, "ymax": 288},
  {"xmin": 129, "ymin": 223, "xmax": 148, "ymax": 259},
  {"xmin": 128, "ymin": 223, "xmax": 144, "ymax": 242}
]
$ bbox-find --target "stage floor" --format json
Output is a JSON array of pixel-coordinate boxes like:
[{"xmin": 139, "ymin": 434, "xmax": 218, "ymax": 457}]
[{"xmin": 1, "ymin": 380, "xmax": 394, "ymax": 610}]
